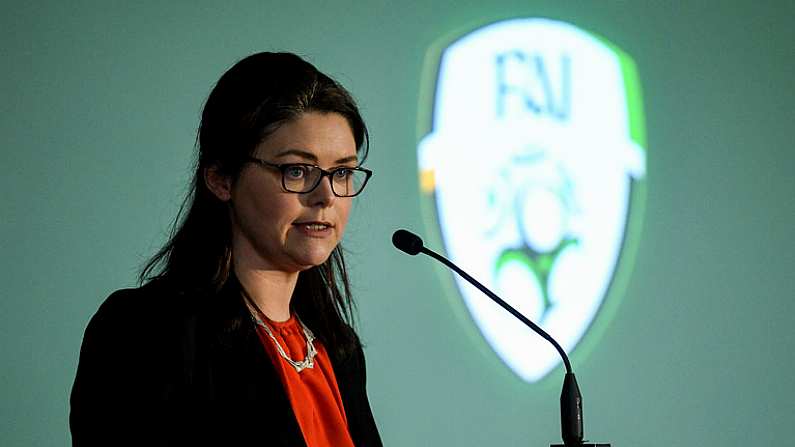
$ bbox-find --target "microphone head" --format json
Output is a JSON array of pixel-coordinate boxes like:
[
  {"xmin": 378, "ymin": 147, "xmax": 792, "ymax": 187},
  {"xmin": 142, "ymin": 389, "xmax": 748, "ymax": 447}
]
[{"xmin": 392, "ymin": 229, "xmax": 424, "ymax": 255}]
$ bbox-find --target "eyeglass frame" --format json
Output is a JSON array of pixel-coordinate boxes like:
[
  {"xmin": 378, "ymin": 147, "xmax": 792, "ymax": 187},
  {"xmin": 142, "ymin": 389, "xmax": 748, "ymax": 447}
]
[{"xmin": 245, "ymin": 156, "xmax": 373, "ymax": 197}]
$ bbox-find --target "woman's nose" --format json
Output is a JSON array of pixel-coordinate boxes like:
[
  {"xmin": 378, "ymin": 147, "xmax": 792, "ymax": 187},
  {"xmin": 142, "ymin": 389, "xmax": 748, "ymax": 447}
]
[{"xmin": 307, "ymin": 175, "xmax": 337, "ymax": 207}]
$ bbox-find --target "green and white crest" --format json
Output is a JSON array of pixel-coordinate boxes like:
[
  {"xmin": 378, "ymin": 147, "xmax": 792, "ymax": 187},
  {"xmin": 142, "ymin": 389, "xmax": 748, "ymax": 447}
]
[{"xmin": 418, "ymin": 18, "xmax": 647, "ymax": 382}]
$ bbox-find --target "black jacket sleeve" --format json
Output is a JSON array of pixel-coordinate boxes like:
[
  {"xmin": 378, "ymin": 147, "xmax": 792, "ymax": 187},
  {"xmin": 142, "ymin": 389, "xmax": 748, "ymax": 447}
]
[
  {"xmin": 70, "ymin": 290, "xmax": 151, "ymax": 446},
  {"xmin": 352, "ymin": 344, "xmax": 383, "ymax": 447}
]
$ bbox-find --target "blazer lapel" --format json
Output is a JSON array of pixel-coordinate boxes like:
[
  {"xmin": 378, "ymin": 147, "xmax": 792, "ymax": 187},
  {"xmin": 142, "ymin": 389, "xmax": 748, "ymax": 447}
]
[{"xmin": 182, "ymin": 282, "xmax": 307, "ymax": 446}]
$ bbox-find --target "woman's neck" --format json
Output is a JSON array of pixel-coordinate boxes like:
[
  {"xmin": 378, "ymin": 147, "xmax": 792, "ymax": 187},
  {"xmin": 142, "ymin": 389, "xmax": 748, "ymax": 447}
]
[{"xmin": 233, "ymin": 261, "xmax": 299, "ymax": 322}]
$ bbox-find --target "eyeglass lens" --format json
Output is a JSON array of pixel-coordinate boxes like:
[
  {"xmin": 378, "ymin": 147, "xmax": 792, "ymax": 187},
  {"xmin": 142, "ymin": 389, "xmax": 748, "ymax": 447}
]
[{"xmin": 283, "ymin": 165, "xmax": 368, "ymax": 196}]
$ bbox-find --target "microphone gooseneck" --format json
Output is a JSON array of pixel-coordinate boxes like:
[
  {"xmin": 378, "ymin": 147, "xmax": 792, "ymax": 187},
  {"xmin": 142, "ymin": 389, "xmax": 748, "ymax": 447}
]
[{"xmin": 392, "ymin": 229, "xmax": 585, "ymax": 446}]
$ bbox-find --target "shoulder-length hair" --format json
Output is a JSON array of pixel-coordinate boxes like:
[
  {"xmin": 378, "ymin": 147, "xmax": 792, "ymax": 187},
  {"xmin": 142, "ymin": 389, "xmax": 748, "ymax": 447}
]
[{"xmin": 140, "ymin": 52, "xmax": 369, "ymax": 358}]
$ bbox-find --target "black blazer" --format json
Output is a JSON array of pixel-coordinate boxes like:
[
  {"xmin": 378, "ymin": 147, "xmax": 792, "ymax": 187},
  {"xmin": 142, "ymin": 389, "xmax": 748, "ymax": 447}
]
[{"xmin": 70, "ymin": 279, "xmax": 382, "ymax": 446}]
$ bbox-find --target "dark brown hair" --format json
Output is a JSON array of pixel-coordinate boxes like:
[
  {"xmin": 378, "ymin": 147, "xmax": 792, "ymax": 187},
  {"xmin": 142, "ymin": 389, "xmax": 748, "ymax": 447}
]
[{"xmin": 140, "ymin": 52, "xmax": 369, "ymax": 358}]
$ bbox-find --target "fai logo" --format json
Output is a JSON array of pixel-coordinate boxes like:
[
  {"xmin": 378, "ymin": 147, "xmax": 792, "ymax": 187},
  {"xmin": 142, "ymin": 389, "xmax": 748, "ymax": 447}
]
[{"xmin": 418, "ymin": 18, "xmax": 647, "ymax": 382}]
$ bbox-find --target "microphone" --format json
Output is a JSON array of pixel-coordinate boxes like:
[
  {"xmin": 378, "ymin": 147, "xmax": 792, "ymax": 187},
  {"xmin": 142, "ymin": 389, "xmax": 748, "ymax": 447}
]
[
  {"xmin": 392, "ymin": 229, "xmax": 602, "ymax": 447},
  {"xmin": 392, "ymin": 229, "xmax": 423, "ymax": 255}
]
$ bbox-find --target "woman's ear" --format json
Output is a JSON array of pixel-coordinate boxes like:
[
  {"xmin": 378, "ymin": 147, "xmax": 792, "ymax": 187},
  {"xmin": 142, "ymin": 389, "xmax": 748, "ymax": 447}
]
[{"xmin": 205, "ymin": 165, "xmax": 232, "ymax": 201}]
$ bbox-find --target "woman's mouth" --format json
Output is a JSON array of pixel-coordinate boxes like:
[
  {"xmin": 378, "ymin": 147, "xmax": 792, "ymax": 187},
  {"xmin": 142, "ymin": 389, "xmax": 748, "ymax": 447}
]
[
  {"xmin": 293, "ymin": 221, "xmax": 333, "ymax": 235},
  {"xmin": 304, "ymin": 223, "xmax": 329, "ymax": 231}
]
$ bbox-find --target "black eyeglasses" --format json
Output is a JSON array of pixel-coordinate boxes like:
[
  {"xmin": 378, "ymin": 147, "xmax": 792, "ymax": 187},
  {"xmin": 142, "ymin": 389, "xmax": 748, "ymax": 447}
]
[{"xmin": 246, "ymin": 157, "xmax": 372, "ymax": 197}]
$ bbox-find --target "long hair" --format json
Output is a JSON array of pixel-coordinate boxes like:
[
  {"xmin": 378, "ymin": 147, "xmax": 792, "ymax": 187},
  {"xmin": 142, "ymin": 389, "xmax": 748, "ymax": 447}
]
[{"xmin": 140, "ymin": 52, "xmax": 369, "ymax": 358}]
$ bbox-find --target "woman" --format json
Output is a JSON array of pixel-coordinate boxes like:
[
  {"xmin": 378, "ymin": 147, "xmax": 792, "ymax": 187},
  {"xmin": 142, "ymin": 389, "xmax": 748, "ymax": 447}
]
[{"xmin": 70, "ymin": 52, "xmax": 382, "ymax": 446}]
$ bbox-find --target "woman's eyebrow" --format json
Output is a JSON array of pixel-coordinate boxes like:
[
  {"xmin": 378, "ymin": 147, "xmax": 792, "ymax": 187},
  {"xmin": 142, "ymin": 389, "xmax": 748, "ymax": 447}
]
[
  {"xmin": 273, "ymin": 148, "xmax": 317, "ymax": 162},
  {"xmin": 335, "ymin": 155, "xmax": 359, "ymax": 164},
  {"xmin": 274, "ymin": 149, "xmax": 358, "ymax": 165}
]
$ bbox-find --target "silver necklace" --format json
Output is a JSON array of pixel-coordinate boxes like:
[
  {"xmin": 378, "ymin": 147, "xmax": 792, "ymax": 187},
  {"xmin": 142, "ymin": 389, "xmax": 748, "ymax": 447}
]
[{"xmin": 251, "ymin": 313, "xmax": 317, "ymax": 373}]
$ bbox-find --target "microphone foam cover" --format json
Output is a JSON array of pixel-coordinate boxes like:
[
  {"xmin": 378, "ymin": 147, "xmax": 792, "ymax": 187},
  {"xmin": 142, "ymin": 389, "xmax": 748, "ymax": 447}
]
[{"xmin": 392, "ymin": 229, "xmax": 424, "ymax": 255}]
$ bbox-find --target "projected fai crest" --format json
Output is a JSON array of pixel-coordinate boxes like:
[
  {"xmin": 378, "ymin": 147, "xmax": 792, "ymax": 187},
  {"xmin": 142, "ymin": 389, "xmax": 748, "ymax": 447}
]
[{"xmin": 418, "ymin": 19, "xmax": 647, "ymax": 382}]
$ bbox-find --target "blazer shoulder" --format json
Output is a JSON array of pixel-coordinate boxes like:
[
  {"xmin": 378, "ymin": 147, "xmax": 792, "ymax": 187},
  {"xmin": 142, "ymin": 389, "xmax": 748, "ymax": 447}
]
[
  {"xmin": 84, "ymin": 280, "xmax": 185, "ymax": 342},
  {"xmin": 99, "ymin": 279, "xmax": 180, "ymax": 313},
  {"xmin": 71, "ymin": 281, "xmax": 192, "ymax": 445}
]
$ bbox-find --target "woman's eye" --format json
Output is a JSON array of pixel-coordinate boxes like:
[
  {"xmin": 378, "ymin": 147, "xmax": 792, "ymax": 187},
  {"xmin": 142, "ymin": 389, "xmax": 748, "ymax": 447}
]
[
  {"xmin": 333, "ymin": 168, "xmax": 352, "ymax": 179},
  {"xmin": 285, "ymin": 165, "xmax": 307, "ymax": 179}
]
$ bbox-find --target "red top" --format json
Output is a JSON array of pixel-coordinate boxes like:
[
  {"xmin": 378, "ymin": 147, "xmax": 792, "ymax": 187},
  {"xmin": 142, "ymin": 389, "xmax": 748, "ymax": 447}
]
[{"xmin": 254, "ymin": 315, "xmax": 355, "ymax": 447}]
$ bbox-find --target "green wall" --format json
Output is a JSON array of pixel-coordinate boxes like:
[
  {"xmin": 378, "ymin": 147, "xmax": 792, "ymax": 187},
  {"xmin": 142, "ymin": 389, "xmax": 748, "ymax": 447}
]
[{"xmin": 2, "ymin": 1, "xmax": 793, "ymax": 445}]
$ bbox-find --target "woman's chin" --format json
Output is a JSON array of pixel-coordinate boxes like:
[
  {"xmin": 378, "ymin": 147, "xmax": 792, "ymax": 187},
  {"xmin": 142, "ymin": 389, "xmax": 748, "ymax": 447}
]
[{"xmin": 290, "ymin": 249, "xmax": 335, "ymax": 271}]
